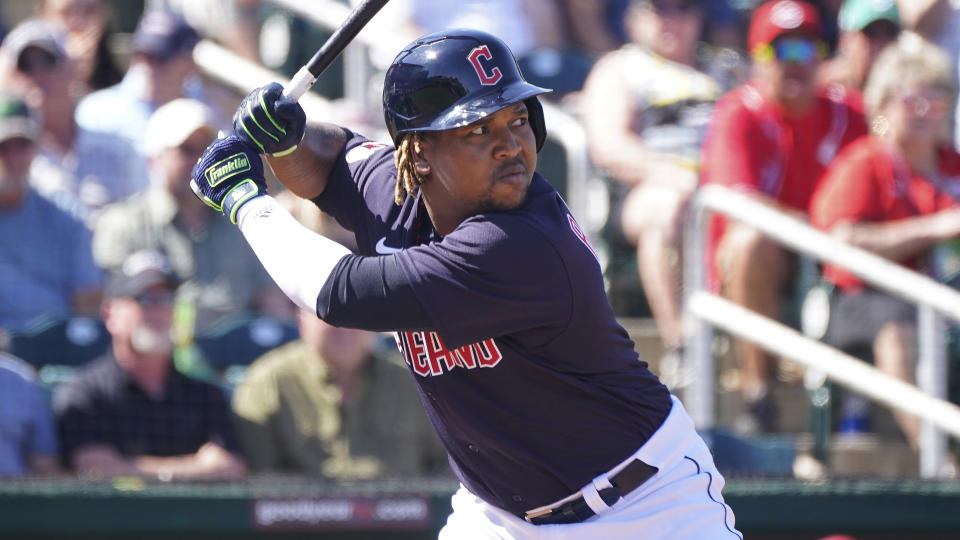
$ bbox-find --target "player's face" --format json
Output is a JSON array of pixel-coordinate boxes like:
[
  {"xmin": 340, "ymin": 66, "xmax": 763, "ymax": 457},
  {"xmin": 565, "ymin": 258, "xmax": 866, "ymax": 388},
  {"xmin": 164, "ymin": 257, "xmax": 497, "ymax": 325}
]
[{"xmin": 418, "ymin": 102, "xmax": 536, "ymax": 231}]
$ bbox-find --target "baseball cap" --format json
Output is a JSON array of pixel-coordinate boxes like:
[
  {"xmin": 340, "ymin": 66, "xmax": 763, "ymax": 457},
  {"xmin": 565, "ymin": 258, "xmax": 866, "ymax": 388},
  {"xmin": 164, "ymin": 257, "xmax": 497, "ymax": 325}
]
[
  {"xmin": 0, "ymin": 19, "xmax": 67, "ymax": 70},
  {"xmin": 0, "ymin": 94, "xmax": 41, "ymax": 144},
  {"xmin": 748, "ymin": 0, "xmax": 822, "ymax": 53},
  {"xmin": 130, "ymin": 9, "xmax": 200, "ymax": 61},
  {"xmin": 838, "ymin": 0, "xmax": 900, "ymax": 32},
  {"xmin": 144, "ymin": 98, "xmax": 217, "ymax": 156},
  {"xmin": 105, "ymin": 250, "xmax": 180, "ymax": 299}
]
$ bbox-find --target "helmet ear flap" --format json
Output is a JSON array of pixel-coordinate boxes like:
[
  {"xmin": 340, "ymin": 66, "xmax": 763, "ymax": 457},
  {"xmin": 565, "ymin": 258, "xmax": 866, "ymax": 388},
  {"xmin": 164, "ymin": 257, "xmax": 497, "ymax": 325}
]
[{"xmin": 524, "ymin": 97, "xmax": 546, "ymax": 152}]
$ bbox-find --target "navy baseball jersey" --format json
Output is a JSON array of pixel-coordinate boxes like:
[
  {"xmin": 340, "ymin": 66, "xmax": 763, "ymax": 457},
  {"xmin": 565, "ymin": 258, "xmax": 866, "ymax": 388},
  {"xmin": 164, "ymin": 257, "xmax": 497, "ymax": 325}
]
[{"xmin": 312, "ymin": 132, "xmax": 672, "ymax": 516}]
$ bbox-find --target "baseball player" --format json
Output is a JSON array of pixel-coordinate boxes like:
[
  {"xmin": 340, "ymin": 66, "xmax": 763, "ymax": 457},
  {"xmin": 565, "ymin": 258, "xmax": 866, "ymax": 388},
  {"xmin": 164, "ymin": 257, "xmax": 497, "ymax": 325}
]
[{"xmin": 190, "ymin": 29, "xmax": 740, "ymax": 539}]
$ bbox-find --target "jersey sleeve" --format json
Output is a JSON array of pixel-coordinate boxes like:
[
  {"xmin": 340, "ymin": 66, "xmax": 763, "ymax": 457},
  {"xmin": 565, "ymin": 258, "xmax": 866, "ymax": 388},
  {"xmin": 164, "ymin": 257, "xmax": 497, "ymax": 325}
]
[
  {"xmin": 312, "ymin": 131, "xmax": 396, "ymax": 238},
  {"xmin": 318, "ymin": 214, "xmax": 572, "ymax": 349}
]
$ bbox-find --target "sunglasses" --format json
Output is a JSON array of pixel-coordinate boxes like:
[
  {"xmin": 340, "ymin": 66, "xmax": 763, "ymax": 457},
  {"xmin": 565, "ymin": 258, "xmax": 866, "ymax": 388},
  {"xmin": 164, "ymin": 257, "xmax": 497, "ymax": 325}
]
[
  {"xmin": 134, "ymin": 291, "xmax": 175, "ymax": 307},
  {"xmin": 897, "ymin": 91, "xmax": 950, "ymax": 117},
  {"xmin": 754, "ymin": 38, "xmax": 825, "ymax": 65},
  {"xmin": 0, "ymin": 137, "xmax": 34, "ymax": 151}
]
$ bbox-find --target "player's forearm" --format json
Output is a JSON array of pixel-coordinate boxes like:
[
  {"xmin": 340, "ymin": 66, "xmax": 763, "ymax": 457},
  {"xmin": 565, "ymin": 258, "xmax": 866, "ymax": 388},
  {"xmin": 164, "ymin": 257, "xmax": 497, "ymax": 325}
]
[
  {"xmin": 264, "ymin": 122, "xmax": 348, "ymax": 200},
  {"xmin": 237, "ymin": 195, "xmax": 352, "ymax": 314}
]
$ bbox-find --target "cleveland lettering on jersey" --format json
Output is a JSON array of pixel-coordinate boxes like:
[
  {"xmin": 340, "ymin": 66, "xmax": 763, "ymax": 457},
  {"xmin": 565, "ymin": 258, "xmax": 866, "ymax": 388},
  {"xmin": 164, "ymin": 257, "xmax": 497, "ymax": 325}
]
[{"xmin": 395, "ymin": 331, "xmax": 502, "ymax": 376}]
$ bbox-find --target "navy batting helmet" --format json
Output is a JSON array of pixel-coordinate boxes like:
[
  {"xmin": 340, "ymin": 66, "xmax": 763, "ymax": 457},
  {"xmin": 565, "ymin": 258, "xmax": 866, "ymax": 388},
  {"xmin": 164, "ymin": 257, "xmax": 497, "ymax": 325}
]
[{"xmin": 382, "ymin": 29, "xmax": 550, "ymax": 151}]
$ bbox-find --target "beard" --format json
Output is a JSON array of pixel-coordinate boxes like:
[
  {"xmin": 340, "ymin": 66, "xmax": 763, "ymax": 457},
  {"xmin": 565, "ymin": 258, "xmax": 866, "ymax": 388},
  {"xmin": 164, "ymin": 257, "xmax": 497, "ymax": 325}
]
[{"xmin": 131, "ymin": 325, "xmax": 174, "ymax": 357}]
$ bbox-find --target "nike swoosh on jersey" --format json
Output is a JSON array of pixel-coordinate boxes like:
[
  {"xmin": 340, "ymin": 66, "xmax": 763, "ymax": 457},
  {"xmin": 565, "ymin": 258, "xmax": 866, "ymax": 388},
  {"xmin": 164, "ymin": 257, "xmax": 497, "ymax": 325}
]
[{"xmin": 375, "ymin": 237, "xmax": 403, "ymax": 254}]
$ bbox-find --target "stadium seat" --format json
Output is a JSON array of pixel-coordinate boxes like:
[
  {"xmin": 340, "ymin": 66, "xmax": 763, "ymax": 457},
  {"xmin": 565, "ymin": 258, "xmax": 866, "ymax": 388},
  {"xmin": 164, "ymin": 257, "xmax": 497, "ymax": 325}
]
[
  {"xmin": 193, "ymin": 315, "xmax": 299, "ymax": 371},
  {"xmin": 5, "ymin": 316, "xmax": 110, "ymax": 369}
]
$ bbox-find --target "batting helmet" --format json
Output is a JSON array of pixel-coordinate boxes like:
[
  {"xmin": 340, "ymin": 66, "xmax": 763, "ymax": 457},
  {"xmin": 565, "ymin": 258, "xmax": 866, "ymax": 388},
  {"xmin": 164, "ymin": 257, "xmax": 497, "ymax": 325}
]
[{"xmin": 382, "ymin": 29, "xmax": 550, "ymax": 151}]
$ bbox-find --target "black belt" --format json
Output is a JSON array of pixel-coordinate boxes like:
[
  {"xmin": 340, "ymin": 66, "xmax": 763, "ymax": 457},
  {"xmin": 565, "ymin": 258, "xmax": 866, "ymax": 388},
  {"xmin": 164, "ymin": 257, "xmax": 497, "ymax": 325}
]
[{"xmin": 524, "ymin": 458, "xmax": 659, "ymax": 525}]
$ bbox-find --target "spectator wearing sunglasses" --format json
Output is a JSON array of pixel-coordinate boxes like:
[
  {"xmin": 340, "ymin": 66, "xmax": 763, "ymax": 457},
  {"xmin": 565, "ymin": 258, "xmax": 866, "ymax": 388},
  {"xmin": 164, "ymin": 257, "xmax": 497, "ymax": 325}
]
[
  {"xmin": 700, "ymin": 0, "xmax": 868, "ymax": 433},
  {"xmin": 53, "ymin": 249, "xmax": 247, "ymax": 481},
  {"xmin": 811, "ymin": 39, "xmax": 959, "ymax": 452},
  {"xmin": 819, "ymin": 0, "xmax": 901, "ymax": 95},
  {"xmin": 0, "ymin": 18, "xmax": 145, "ymax": 222}
]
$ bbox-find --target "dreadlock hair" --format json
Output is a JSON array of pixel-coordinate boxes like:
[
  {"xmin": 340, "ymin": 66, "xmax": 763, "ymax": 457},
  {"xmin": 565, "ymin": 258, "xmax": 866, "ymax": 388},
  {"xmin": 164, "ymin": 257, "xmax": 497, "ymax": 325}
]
[{"xmin": 393, "ymin": 133, "xmax": 426, "ymax": 205}]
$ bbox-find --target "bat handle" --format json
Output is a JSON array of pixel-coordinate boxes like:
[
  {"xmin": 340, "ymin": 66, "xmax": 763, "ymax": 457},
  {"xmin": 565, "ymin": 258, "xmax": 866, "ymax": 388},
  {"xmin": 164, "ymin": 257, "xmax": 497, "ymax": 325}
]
[{"xmin": 283, "ymin": 66, "xmax": 318, "ymax": 102}]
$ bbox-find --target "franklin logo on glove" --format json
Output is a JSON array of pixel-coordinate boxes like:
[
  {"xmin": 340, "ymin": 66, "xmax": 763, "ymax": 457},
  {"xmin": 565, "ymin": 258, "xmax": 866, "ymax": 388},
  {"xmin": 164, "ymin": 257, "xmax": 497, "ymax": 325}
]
[
  {"xmin": 190, "ymin": 135, "xmax": 267, "ymax": 224},
  {"xmin": 205, "ymin": 153, "xmax": 252, "ymax": 186}
]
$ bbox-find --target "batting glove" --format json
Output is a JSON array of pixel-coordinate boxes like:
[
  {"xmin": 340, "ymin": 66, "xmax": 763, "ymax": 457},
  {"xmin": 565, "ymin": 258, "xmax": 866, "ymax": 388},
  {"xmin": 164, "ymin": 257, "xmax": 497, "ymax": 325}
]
[
  {"xmin": 233, "ymin": 82, "xmax": 306, "ymax": 157},
  {"xmin": 190, "ymin": 135, "xmax": 267, "ymax": 224}
]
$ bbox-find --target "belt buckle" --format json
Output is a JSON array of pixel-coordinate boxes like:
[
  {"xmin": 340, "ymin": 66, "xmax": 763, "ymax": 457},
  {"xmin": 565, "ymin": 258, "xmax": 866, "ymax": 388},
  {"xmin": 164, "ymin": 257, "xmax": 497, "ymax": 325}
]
[{"xmin": 523, "ymin": 507, "xmax": 555, "ymax": 522}]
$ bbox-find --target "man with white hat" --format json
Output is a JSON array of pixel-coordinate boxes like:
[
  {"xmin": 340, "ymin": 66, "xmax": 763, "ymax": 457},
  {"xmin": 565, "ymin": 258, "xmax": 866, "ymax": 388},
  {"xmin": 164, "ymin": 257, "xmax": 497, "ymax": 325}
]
[{"xmin": 92, "ymin": 98, "xmax": 289, "ymax": 333}]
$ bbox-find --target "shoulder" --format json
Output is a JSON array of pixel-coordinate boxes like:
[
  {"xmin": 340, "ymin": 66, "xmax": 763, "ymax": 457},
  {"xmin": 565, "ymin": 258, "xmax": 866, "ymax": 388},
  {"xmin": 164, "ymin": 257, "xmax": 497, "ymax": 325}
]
[
  {"xmin": 52, "ymin": 355, "xmax": 116, "ymax": 410},
  {"xmin": 170, "ymin": 369, "xmax": 231, "ymax": 403},
  {"xmin": 242, "ymin": 340, "xmax": 316, "ymax": 385},
  {"xmin": 95, "ymin": 189, "xmax": 167, "ymax": 227},
  {"xmin": 454, "ymin": 209, "xmax": 563, "ymax": 264},
  {"xmin": 832, "ymin": 136, "xmax": 882, "ymax": 165},
  {"xmin": 25, "ymin": 189, "xmax": 81, "ymax": 223},
  {"xmin": 0, "ymin": 352, "xmax": 38, "ymax": 384},
  {"xmin": 818, "ymin": 83, "xmax": 862, "ymax": 109},
  {"xmin": 938, "ymin": 146, "xmax": 960, "ymax": 176},
  {"xmin": 75, "ymin": 84, "xmax": 126, "ymax": 122},
  {"xmin": 712, "ymin": 84, "xmax": 766, "ymax": 125}
]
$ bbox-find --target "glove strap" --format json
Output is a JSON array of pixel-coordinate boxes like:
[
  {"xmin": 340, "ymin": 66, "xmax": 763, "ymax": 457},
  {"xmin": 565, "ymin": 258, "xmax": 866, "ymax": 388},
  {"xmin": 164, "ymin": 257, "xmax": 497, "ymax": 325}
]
[{"xmin": 222, "ymin": 179, "xmax": 263, "ymax": 224}]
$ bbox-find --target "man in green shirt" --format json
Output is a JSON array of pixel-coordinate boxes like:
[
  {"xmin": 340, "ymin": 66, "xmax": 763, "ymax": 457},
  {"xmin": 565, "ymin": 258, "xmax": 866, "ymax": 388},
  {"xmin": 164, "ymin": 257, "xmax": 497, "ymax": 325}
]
[{"xmin": 232, "ymin": 309, "xmax": 449, "ymax": 479}]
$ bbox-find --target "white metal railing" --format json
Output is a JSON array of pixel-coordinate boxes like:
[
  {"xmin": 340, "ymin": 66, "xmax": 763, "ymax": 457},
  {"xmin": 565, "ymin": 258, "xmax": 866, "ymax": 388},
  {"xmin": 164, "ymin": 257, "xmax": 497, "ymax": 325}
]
[{"xmin": 684, "ymin": 184, "xmax": 960, "ymax": 478}]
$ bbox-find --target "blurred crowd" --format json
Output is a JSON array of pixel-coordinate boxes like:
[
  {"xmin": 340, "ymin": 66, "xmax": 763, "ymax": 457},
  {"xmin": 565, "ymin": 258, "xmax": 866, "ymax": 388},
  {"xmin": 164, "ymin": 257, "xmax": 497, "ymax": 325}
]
[{"xmin": 1, "ymin": 0, "xmax": 959, "ymax": 483}]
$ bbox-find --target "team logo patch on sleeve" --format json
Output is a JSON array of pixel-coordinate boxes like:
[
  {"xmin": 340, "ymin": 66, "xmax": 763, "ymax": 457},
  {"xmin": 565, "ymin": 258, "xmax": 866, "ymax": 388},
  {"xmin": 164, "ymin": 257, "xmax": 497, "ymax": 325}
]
[
  {"xmin": 567, "ymin": 214, "xmax": 599, "ymax": 262},
  {"xmin": 346, "ymin": 142, "xmax": 390, "ymax": 164}
]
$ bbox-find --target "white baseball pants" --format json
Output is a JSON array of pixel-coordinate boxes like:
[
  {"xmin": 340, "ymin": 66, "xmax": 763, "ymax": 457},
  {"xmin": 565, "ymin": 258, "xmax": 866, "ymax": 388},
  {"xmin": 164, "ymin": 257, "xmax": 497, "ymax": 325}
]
[{"xmin": 438, "ymin": 395, "xmax": 742, "ymax": 540}]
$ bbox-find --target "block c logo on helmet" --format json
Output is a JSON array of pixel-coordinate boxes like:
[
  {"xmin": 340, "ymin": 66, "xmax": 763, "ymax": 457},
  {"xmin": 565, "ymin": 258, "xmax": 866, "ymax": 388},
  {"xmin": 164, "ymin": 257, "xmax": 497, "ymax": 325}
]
[{"xmin": 467, "ymin": 45, "xmax": 503, "ymax": 86}]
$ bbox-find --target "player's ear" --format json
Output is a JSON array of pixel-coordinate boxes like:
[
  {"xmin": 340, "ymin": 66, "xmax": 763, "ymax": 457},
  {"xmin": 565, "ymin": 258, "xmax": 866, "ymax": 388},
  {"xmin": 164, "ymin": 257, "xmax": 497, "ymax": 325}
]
[{"xmin": 412, "ymin": 138, "xmax": 431, "ymax": 175}]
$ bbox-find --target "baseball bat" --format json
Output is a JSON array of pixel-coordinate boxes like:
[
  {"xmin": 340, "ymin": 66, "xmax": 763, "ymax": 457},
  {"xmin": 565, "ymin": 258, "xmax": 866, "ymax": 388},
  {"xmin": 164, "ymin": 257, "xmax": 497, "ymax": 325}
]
[{"xmin": 282, "ymin": 0, "xmax": 392, "ymax": 101}]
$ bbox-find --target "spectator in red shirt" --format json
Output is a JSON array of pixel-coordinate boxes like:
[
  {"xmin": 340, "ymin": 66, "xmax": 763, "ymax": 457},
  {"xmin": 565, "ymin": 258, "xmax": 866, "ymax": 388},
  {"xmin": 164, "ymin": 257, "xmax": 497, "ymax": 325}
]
[
  {"xmin": 700, "ymin": 0, "xmax": 867, "ymax": 432},
  {"xmin": 811, "ymin": 37, "xmax": 960, "ymax": 450}
]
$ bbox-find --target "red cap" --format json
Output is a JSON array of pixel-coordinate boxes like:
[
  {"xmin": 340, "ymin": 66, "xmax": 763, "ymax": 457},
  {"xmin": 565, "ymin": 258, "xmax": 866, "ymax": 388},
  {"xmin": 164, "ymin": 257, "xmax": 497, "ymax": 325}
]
[{"xmin": 748, "ymin": 0, "xmax": 822, "ymax": 52}]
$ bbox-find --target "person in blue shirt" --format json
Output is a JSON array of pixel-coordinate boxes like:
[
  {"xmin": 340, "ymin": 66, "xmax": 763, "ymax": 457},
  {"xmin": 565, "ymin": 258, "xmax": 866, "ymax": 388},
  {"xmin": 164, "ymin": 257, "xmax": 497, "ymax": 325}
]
[{"xmin": 0, "ymin": 352, "xmax": 59, "ymax": 477}]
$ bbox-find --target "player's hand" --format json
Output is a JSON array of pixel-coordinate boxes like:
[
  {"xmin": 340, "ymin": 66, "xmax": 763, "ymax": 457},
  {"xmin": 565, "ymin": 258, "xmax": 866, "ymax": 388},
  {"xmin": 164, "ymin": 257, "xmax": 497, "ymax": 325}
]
[
  {"xmin": 190, "ymin": 135, "xmax": 267, "ymax": 224},
  {"xmin": 233, "ymin": 82, "xmax": 306, "ymax": 157}
]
